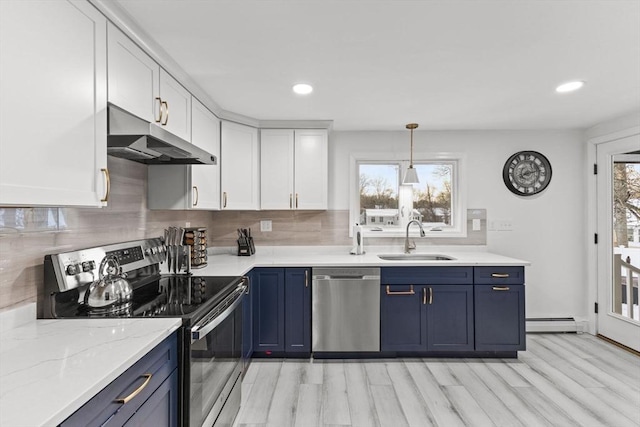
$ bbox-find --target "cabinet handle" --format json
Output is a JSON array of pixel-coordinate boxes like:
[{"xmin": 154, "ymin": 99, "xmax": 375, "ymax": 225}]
[
  {"xmin": 161, "ymin": 101, "xmax": 169, "ymax": 125},
  {"xmin": 115, "ymin": 374, "xmax": 152, "ymax": 404},
  {"xmin": 492, "ymin": 286, "xmax": 510, "ymax": 291},
  {"xmin": 386, "ymin": 285, "xmax": 415, "ymax": 295},
  {"xmin": 290, "ymin": 193, "xmax": 293, "ymax": 209},
  {"xmin": 100, "ymin": 168, "xmax": 110, "ymax": 202},
  {"xmin": 154, "ymin": 97, "xmax": 162, "ymax": 123},
  {"xmin": 429, "ymin": 287, "xmax": 433, "ymax": 305},
  {"xmin": 491, "ymin": 273, "xmax": 510, "ymax": 278},
  {"xmin": 295, "ymin": 193, "xmax": 299, "ymax": 209},
  {"xmin": 305, "ymin": 270, "xmax": 309, "ymax": 287},
  {"xmin": 193, "ymin": 186, "xmax": 199, "ymax": 206},
  {"xmin": 422, "ymin": 287, "xmax": 427, "ymax": 305},
  {"xmin": 223, "ymin": 192, "xmax": 227, "ymax": 208}
]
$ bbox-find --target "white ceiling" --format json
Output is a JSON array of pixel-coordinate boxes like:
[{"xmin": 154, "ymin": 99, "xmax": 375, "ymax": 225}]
[{"xmin": 113, "ymin": 0, "xmax": 640, "ymax": 131}]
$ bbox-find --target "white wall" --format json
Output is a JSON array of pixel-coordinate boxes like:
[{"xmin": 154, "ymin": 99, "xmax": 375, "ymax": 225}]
[{"xmin": 329, "ymin": 129, "xmax": 587, "ymax": 320}]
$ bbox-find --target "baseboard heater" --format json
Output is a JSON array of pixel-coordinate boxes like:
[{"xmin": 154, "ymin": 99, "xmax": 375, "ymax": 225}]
[{"xmin": 526, "ymin": 317, "xmax": 583, "ymax": 333}]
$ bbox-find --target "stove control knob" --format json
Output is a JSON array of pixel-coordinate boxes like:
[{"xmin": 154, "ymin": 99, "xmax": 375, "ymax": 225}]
[
  {"xmin": 144, "ymin": 248, "xmax": 152, "ymax": 256},
  {"xmin": 81, "ymin": 261, "xmax": 95, "ymax": 272},
  {"xmin": 66, "ymin": 264, "xmax": 79, "ymax": 276}
]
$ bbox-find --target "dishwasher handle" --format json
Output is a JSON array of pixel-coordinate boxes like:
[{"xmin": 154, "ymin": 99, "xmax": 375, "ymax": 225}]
[{"xmin": 313, "ymin": 275, "xmax": 380, "ymax": 281}]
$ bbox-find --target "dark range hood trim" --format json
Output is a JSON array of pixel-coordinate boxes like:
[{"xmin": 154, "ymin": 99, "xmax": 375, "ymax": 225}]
[{"xmin": 107, "ymin": 104, "xmax": 217, "ymax": 165}]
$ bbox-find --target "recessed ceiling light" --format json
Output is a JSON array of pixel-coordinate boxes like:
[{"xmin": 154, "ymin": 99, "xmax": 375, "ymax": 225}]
[
  {"xmin": 555, "ymin": 80, "xmax": 585, "ymax": 93},
  {"xmin": 293, "ymin": 83, "xmax": 313, "ymax": 95}
]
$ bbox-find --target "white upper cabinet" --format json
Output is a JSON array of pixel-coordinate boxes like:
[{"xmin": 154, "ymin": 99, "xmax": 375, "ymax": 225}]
[
  {"xmin": 107, "ymin": 24, "xmax": 190, "ymax": 141},
  {"xmin": 221, "ymin": 121, "xmax": 259, "ymax": 210},
  {"xmin": 107, "ymin": 23, "xmax": 159, "ymax": 123},
  {"xmin": 0, "ymin": 0, "xmax": 108, "ymax": 207},
  {"xmin": 147, "ymin": 98, "xmax": 219, "ymax": 210},
  {"xmin": 159, "ymin": 69, "xmax": 192, "ymax": 142},
  {"xmin": 260, "ymin": 130, "xmax": 295, "ymax": 209},
  {"xmin": 260, "ymin": 129, "xmax": 328, "ymax": 210},
  {"xmin": 189, "ymin": 98, "xmax": 220, "ymax": 210}
]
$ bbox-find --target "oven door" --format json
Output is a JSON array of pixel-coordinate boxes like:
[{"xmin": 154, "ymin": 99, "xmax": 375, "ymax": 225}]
[{"xmin": 188, "ymin": 291, "xmax": 243, "ymax": 427}]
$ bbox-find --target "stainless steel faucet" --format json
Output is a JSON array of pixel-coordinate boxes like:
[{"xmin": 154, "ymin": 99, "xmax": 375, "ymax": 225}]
[{"xmin": 405, "ymin": 220, "xmax": 426, "ymax": 253}]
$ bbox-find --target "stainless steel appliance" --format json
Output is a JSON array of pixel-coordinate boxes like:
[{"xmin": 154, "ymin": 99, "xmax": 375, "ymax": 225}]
[
  {"xmin": 312, "ymin": 267, "xmax": 381, "ymax": 352},
  {"xmin": 41, "ymin": 238, "xmax": 245, "ymax": 427}
]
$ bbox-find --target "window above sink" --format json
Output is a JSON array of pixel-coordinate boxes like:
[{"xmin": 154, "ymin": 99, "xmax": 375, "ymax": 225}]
[{"xmin": 349, "ymin": 153, "xmax": 467, "ymax": 238}]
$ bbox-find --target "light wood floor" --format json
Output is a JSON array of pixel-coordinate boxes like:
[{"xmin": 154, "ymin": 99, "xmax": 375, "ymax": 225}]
[{"xmin": 234, "ymin": 334, "xmax": 640, "ymax": 427}]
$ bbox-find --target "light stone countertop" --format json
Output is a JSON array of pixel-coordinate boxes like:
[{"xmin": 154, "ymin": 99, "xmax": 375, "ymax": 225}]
[
  {"xmin": 0, "ymin": 304, "xmax": 181, "ymax": 427},
  {"xmin": 195, "ymin": 245, "xmax": 530, "ymax": 277},
  {"xmin": 0, "ymin": 246, "xmax": 527, "ymax": 426}
]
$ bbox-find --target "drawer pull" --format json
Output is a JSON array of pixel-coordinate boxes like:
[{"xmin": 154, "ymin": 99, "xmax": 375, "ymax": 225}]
[
  {"xmin": 386, "ymin": 285, "xmax": 415, "ymax": 295},
  {"xmin": 491, "ymin": 273, "xmax": 510, "ymax": 278},
  {"xmin": 492, "ymin": 286, "xmax": 510, "ymax": 291},
  {"xmin": 115, "ymin": 374, "xmax": 152, "ymax": 404}
]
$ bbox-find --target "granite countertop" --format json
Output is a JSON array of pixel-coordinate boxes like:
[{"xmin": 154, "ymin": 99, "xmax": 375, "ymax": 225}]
[
  {"xmin": 194, "ymin": 245, "xmax": 530, "ymax": 277},
  {"xmin": 0, "ymin": 304, "xmax": 181, "ymax": 427}
]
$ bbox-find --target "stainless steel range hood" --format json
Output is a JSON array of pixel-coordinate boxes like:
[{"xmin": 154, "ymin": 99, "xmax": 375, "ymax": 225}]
[{"xmin": 107, "ymin": 104, "xmax": 217, "ymax": 165}]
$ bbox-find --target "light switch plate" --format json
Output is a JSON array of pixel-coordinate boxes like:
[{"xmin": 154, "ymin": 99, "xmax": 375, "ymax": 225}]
[{"xmin": 260, "ymin": 220, "xmax": 272, "ymax": 232}]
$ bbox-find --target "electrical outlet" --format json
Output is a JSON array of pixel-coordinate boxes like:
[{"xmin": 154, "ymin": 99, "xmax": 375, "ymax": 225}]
[
  {"xmin": 472, "ymin": 218, "xmax": 481, "ymax": 231},
  {"xmin": 489, "ymin": 219, "xmax": 513, "ymax": 231},
  {"xmin": 185, "ymin": 222, "xmax": 191, "ymax": 228},
  {"xmin": 260, "ymin": 220, "xmax": 272, "ymax": 232}
]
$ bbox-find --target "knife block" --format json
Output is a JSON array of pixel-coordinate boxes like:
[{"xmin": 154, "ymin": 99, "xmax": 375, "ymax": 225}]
[
  {"xmin": 237, "ymin": 237, "xmax": 254, "ymax": 256},
  {"xmin": 182, "ymin": 227, "xmax": 208, "ymax": 268}
]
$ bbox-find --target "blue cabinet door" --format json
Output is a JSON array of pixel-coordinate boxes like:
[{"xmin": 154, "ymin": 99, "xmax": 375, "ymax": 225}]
[
  {"xmin": 426, "ymin": 285, "xmax": 474, "ymax": 351},
  {"xmin": 475, "ymin": 284, "xmax": 526, "ymax": 351},
  {"xmin": 253, "ymin": 268, "xmax": 285, "ymax": 352},
  {"xmin": 284, "ymin": 268, "xmax": 311, "ymax": 354},
  {"xmin": 380, "ymin": 284, "xmax": 426, "ymax": 351}
]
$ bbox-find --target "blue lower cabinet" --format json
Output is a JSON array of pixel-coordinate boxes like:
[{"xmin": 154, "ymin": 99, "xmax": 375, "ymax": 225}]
[
  {"xmin": 253, "ymin": 267, "xmax": 311, "ymax": 356},
  {"xmin": 381, "ymin": 283, "xmax": 474, "ymax": 352},
  {"xmin": 284, "ymin": 268, "xmax": 311, "ymax": 353},
  {"xmin": 426, "ymin": 285, "xmax": 474, "ymax": 351},
  {"xmin": 475, "ymin": 284, "xmax": 526, "ymax": 351},
  {"xmin": 380, "ymin": 284, "xmax": 426, "ymax": 351},
  {"xmin": 253, "ymin": 268, "xmax": 285, "ymax": 352},
  {"xmin": 60, "ymin": 332, "xmax": 178, "ymax": 427}
]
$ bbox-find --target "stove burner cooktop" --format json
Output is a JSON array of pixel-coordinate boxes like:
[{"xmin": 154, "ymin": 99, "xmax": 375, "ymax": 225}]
[{"xmin": 56, "ymin": 275, "xmax": 243, "ymax": 323}]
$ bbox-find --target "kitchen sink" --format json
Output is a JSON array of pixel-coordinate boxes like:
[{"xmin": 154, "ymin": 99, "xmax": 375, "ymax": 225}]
[{"xmin": 377, "ymin": 254, "xmax": 456, "ymax": 261}]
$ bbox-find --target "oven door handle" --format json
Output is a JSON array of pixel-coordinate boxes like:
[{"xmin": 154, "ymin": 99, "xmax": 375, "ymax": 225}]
[{"xmin": 190, "ymin": 288, "xmax": 245, "ymax": 343}]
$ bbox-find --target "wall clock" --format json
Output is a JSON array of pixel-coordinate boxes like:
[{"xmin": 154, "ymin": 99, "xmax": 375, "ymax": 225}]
[{"xmin": 502, "ymin": 151, "xmax": 552, "ymax": 196}]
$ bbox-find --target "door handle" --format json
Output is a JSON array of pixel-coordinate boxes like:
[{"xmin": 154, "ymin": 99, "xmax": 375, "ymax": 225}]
[
  {"xmin": 223, "ymin": 192, "xmax": 227, "ymax": 208},
  {"xmin": 100, "ymin": 168, "xmax": 110, "ymax": 202},
  {"xmin": 305, "ymin": 270, "xmax": 309, "ymax": 287},
  {"xmin": 154, "ymin": 97, "xmax": 162, "ymax": 123},
  {"xmin": 386, "ymin": 285, "xmax": 415, "ymax": 295},
  {"xmin": 423, "ymin": 287, "xmax": 427, "ymax": 305},
  {"xmin": 161, "ymin": 101, "xmax": 169, "ymax": 125},
  {"xmin": 115, "ymin": 374, "xmax": 152, "ymax": 404},
  {"xmin": 193, "ymin": 186, "xmax": 199, "ymax": 206},
  {"xmin": 429, "ymin": 287, "xmax": 433, "ymax": 304}
]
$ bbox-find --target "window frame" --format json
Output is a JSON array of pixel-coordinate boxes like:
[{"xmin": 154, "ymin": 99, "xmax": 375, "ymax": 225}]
[{"xmin": 349, "ymin": 152, "xmax": 467, "ymax": 238}]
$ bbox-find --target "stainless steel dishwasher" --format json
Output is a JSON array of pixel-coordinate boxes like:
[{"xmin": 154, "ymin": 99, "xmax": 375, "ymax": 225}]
[{"xmin": 312, "ymin": 267, "xmax": 381, "ymax": 352}]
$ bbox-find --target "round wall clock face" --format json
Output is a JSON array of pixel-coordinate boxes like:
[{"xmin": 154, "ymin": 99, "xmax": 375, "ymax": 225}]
[{"xmin": 502, "ymin": 151, "xmax": 552, "ymax": 196}]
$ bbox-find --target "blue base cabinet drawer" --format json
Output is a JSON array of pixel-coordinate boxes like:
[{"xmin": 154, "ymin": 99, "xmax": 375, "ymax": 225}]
[
  {"xmin": 475, "ymin": 284, "xmax": 526, "ymax": 351},
  {"xmin": 382, "ymin": 267, "xmax": 473, "ymax": 285},
  {"xmin": 60, "ymin": 332, "xmax": 178, "ymax": 427},
  {"xmin": 474, "ymin": 267, "xmax": 524, "ymax": 285}
]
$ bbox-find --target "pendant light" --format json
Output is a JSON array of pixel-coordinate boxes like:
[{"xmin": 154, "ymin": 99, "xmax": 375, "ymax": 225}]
[{"xmin": 403, "ymin": 123, "xmax": 419, "ymax": 184}]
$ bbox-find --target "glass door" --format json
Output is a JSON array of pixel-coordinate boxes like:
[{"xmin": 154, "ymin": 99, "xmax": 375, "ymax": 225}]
[{"xmin": 596, "ymin": 133, "xmax": 640, "ymax": 351}]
